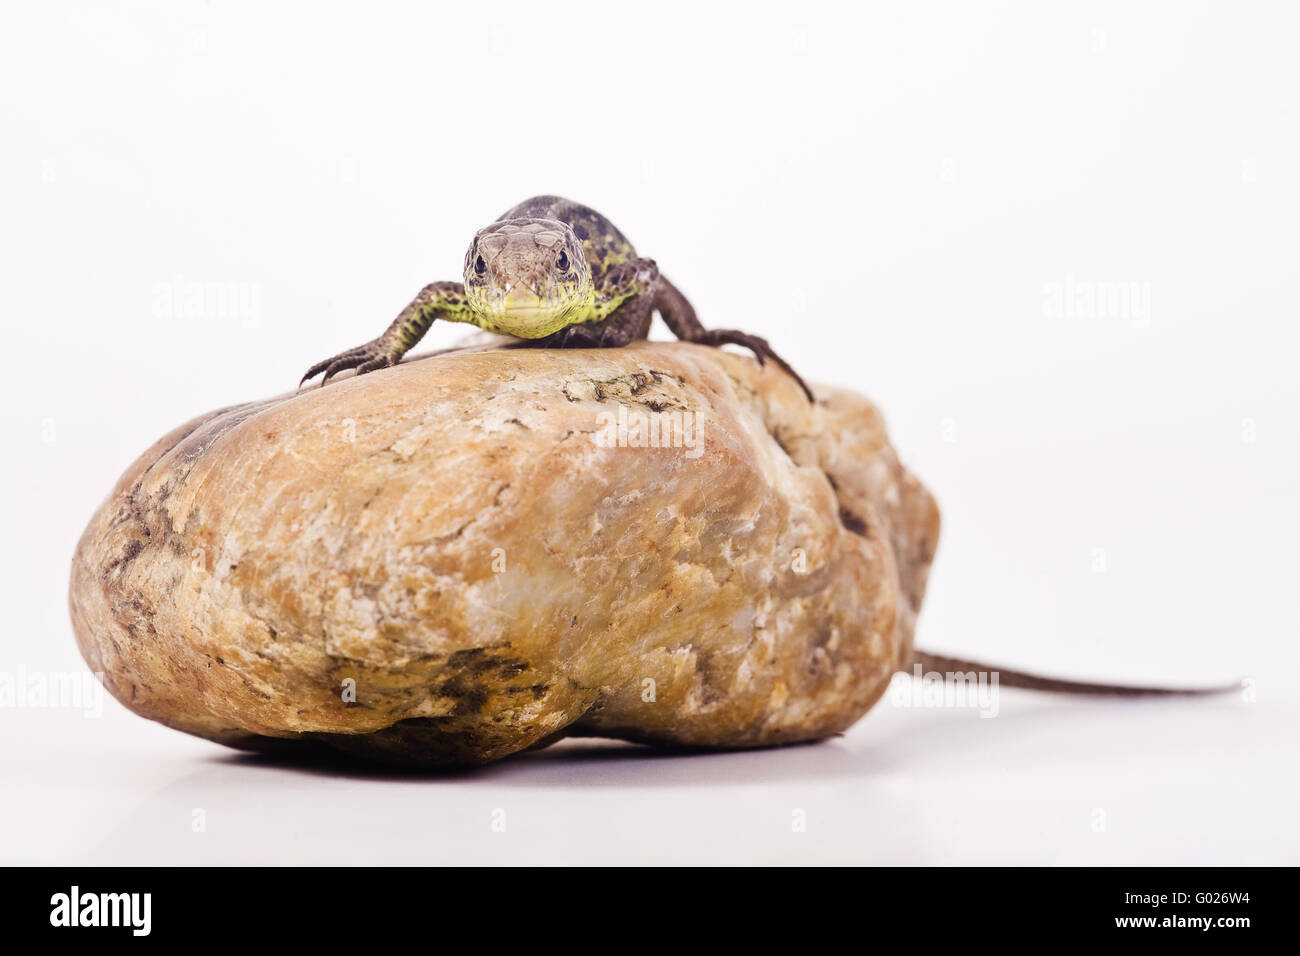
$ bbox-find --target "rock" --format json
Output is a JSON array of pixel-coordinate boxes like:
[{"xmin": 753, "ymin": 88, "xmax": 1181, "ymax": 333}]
[{"xmin": 69, "ymin": 342, "xmax": 940, "ymax": 766}]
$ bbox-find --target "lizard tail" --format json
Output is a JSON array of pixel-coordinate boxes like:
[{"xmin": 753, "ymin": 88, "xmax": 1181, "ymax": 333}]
[{"xmin": 908, "ymin": 650, "xmax": 1240, "ymax": 697}]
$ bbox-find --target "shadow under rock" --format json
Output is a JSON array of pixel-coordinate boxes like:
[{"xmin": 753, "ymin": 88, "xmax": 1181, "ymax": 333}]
[
  {"xmin": 214, "ymin": 734, "xmax": 879, "ymax": 788},
  {"xmin": 211, "ymin": 692, "xmax": 1248, "ymax": 785}
]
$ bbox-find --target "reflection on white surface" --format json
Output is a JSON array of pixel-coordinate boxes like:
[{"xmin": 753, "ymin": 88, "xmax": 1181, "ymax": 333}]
[{"xmin": 1, "ymin": 690, "xmax": 1288, "ymax": 866}]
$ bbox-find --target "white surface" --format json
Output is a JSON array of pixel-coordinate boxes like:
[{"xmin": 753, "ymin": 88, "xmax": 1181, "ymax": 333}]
[{"xmin": 1, "ymin": 0, "xmax": 1296, "ymax": 865}]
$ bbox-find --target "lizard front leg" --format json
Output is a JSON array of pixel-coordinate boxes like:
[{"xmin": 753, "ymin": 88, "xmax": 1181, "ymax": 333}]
[
  {"xmin": 299, "ymin": 280, "xmax": 475, "ymax": 386},
  {"xmin": 653, "ymin": 276, "xmax": 814, "ymax": 402}
]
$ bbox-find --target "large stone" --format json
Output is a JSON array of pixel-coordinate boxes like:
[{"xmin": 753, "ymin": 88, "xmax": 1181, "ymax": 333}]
[{"xmin": 69, "ymin": 342, "xmax": 940, "ymax": 766}]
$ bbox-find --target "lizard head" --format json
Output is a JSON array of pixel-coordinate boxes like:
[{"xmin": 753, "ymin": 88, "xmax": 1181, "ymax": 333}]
[{"xmin": 463, "ymin": 219, "xmax": 595, "ymax": 338}]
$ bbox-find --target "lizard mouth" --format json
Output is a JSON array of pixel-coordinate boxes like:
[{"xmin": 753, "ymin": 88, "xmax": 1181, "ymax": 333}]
[{"xmin": 468, "ymin": 283, "xmax": 589, "ymax": 338}]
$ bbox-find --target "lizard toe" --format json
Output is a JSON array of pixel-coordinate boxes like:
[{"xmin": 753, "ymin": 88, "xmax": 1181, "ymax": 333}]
[
  {"xmin": 702, "ymin": 330, "xmax": 815, "ymax": 403},
  {"xmin": 302, "ymin": 347, "xmax": 366, "ymax": 387},
  {"xmin": 354, "ymin": 354, "xmax": 395, "ymax": 376},
  {"xmin": 320, "ymin": 352, "xmax": 371, "ymax": 384}
]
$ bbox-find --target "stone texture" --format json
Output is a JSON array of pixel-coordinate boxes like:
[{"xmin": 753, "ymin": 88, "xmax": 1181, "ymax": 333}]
[{"xmin": 69, "ymin": 341, "xmax": 940, "ymax": 766}]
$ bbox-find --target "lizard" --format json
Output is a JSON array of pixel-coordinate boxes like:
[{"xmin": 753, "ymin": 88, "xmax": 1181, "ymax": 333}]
[{"xmin": 300, "ymin": 195, "xmax": 814, "ymax": 400}]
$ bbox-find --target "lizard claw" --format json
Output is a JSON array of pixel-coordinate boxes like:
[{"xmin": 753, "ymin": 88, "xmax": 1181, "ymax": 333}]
[
  {"xmin": 698, "ymin": 330, "xmax": 815, "ymax": 403},
  {"xmin": 299, "ymin": 342, "xmax": 394, "ymax": 388}
]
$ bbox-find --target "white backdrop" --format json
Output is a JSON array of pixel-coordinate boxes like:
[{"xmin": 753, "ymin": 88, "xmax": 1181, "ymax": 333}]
[{"xmin": 1, "ymin": 0, "xmax": 1296, "ymax": 864}]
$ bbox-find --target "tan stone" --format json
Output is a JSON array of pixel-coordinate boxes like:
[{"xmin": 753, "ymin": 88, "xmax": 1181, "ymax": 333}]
[{"xmin": 68, "ymin": 342, "xmax": 940, "ymax": 766}]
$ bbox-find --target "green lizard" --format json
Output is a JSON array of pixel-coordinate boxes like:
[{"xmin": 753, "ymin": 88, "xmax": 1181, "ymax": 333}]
[{"xmin": 299, "ymin": 195, "xmax": 814, "ymax": 400}]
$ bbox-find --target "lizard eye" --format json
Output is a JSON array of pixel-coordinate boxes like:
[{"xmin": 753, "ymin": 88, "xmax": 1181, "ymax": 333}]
[
  {"xmin": 474, "ymin": 255, "xmax": 487, "ymax": 276},
  {"xmin": 556, "ymin": 251, "xmax": 570, "ymax": 272}
]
